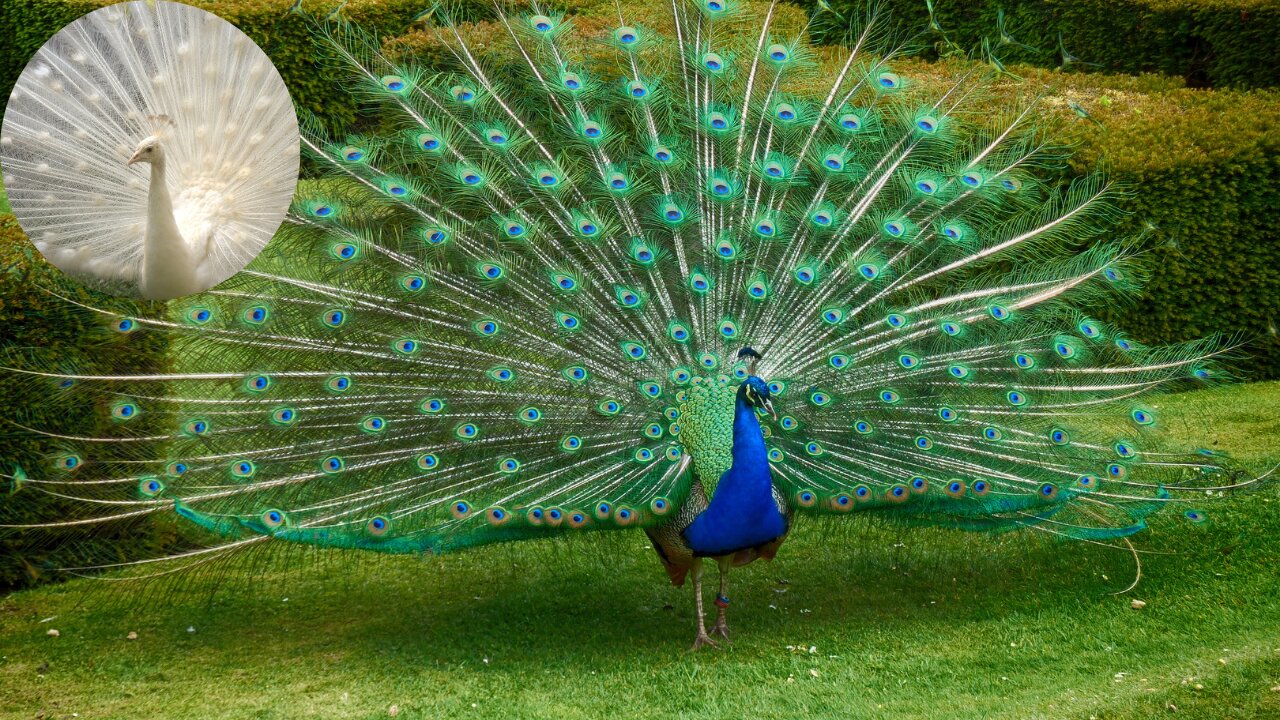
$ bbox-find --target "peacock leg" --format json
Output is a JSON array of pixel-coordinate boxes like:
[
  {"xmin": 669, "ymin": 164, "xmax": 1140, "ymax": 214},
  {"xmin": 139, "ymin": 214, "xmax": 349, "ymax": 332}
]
[
  {"xmin": 710, "ymin": 556, "xmax": 732, "ymax": 641},
  {"xmin": 690, "ymin": 557, "xmax": 718, "ymax": 650}
]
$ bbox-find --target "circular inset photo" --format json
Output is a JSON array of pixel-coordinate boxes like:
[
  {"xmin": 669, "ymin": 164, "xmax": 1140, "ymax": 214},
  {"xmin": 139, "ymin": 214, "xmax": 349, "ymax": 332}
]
[{"xmin": 1, "ymin": 0, "xmax": 299, "ymax": 300}]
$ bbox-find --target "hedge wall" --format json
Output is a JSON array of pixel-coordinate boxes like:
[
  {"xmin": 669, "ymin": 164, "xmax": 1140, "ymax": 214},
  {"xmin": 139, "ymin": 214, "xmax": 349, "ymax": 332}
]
[
  {"xmin": 892, "ymin": 58, "xmax": 1280, "ymax": 378},
  {"xmin": 807, "ymin": 0, "xmax": 1280, "ymax": 90},
  {"xmin": 0, "ymin": 0, "xmax": 440, "ymax": 136},
  {"xmin": 1047, "ymin": 75, "xmax": 1280, "ymax": 375},
  {"xmin": 0, "ymin": 214, "xmax": 176, "ymax": 591}
]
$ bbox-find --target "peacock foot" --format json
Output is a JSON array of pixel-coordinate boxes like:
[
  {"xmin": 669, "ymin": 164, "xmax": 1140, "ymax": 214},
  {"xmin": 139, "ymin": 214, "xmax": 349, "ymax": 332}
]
[
  {"xmin": 710, "ymin": 619, "xmax": 731, "ymax": 642},
  {"xmin": 691, "ymin": 632, "xmax": 719, "ymax": 651}
]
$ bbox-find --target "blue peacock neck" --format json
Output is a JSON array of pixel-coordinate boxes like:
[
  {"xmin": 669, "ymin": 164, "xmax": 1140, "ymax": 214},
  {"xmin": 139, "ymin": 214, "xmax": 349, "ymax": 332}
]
[
  {"xmin": 682, "ymin": 381, "xmax": 785, "ymax": 557},
  {"xmin": 139, "ymin": 154, "xmax": 195, "ymax": 300},
  {"xmin": 729, "ymin": 391, "xmax": 770, "ymax": 478}
]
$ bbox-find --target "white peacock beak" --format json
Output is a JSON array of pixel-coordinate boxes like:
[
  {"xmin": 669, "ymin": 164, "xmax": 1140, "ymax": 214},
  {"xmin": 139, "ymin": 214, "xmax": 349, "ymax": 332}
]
[
  {"xmin": 127, "ymin": 148, "xmax": 145, "ymax": 165},
  {"xmin": 764, "ymin": 398, "xmax": 777, "ymax": 421}
]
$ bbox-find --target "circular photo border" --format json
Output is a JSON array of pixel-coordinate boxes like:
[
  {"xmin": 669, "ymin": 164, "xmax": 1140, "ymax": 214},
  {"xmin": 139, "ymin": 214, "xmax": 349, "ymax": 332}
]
[{"xmin": 1, "ymin": 0, "xmax": 300, "ymax": 300}]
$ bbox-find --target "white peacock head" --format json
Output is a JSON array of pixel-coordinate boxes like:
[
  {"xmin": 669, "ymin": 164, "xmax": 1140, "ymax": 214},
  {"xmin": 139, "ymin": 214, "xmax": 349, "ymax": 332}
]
[
  {"xmin": 126, "ymin": 136, "xmax": 163, "ymax": 166},
  {"xmin": 127, "ymin": 115, "xmax": 174, "ymax": 166}
]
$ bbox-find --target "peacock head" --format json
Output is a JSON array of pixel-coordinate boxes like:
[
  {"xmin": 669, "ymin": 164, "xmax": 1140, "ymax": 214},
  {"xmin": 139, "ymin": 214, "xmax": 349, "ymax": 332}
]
[
  {"xmin": 127, "ymin": 136, "xmax": 164, "ymax": 166},
  {"xmin": 739, "ymin": 376, "xmax": 776, "ymax": 421},
  {"xmin": 737, "ymin": 348, "xmax": 776, "ymax": 420}
]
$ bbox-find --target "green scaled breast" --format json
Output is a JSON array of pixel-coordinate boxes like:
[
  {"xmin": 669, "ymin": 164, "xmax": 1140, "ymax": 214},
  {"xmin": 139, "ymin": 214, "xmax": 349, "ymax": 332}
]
[{"xmin": 676, "ymin": 376, "xmax": 739, "ymax": 491}]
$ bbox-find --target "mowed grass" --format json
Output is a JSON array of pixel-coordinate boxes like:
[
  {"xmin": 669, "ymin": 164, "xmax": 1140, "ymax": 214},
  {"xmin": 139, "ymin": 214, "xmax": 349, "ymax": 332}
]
[{"xmin": 1, "ymin": 383, "xmax": 1278, "ymax": 720}]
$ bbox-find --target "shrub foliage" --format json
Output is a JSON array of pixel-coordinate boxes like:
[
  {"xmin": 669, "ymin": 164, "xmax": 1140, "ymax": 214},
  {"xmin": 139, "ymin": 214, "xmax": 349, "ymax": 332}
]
[
  {"xmin": 0, "ymin": 215, "xmax": 175, "ymax": 590},
  {"xmin": 807, "ymin": 0, "xmax": 1280, "ymax": 90},
  {"xmin": 0, "ymin": 0, "xmax": 437, "ymax": 133}
]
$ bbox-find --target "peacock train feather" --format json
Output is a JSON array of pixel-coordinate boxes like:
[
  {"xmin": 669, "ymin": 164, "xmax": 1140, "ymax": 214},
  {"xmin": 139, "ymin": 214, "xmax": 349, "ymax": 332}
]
[{"xmin": 0, "ymin": 0, "xmax": 1264, "ymax": 647}]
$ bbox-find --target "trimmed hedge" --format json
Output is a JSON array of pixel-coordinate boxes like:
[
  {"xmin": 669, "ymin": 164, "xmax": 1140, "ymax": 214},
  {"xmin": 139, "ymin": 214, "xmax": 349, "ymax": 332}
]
[
  {"xmin": 383, "ymin": 0, "xmax": 814, "ymax": 71},
  {"xmin": 807, "ymin": 0, "xmax": 1280, "ymax": 90},
  {"xmin": 885, "ymin": 57, "xmax": 1280, "ymax": 378},
  {"xmin": 0, "ymin": 213, "xmax": 176, "ymax": 591},
  {"xmin": 1044, "ymin": 74, "xmax": 1280, "ymax": 374},
  {"xmin": 0, "ymin": 0, "xmax": 440, "ymax": 136}
]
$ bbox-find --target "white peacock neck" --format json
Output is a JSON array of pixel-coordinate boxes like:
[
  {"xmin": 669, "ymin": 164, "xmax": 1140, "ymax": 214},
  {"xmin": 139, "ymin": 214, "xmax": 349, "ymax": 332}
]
[{"xmin": 133, "ymin": 141, "xmax": 196, "ymax": 300}]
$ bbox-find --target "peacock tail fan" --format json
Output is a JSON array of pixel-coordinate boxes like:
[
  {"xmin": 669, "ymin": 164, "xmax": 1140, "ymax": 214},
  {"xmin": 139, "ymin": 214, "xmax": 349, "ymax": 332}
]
[{"xmin": 0, "ymin": 0, "xmax": 1264, "ymax": 578}]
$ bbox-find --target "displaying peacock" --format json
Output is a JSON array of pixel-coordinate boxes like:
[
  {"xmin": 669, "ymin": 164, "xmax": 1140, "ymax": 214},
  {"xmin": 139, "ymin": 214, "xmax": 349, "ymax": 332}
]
[
  {"xmin": 0, "ymin": 0, "xmax": 299, "ymax": 299},
  {"xmin": 1, "ymin": 0, "xmax": 1263, "ymax": 650}
]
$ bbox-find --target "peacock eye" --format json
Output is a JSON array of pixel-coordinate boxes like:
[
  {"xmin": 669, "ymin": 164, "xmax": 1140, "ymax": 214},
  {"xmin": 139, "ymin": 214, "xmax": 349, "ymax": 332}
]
[{"xmin": 615, "ymin": 26, "xmax": 639, "ymax": 44}]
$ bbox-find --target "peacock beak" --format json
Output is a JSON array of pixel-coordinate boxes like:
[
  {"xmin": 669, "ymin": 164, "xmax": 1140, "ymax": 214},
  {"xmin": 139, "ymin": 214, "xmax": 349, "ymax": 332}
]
[
  {"xmin": 764, "ymin": 398, "xmax": 777, "ymax": 421},
  {"xmin": 126, "ymin": 151, "xmax": 141, "ymax": 165}
]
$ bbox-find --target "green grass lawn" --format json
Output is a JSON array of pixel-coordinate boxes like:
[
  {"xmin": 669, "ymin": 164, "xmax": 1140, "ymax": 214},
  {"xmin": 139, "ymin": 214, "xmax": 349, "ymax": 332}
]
[{"xmin": 1, "ymin": 382, "xmax": 1278, "ymax": 720}]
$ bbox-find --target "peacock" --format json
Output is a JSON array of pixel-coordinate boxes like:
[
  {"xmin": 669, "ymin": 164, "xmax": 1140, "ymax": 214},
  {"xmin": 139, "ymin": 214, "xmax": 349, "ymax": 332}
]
[
  {"xmin": 1, "ymin": 0, "xmax": 1264, "ymax": 650},
  {"xmin": 0, "ymin": 0, "xmax": 299, "ymax": 300}
]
